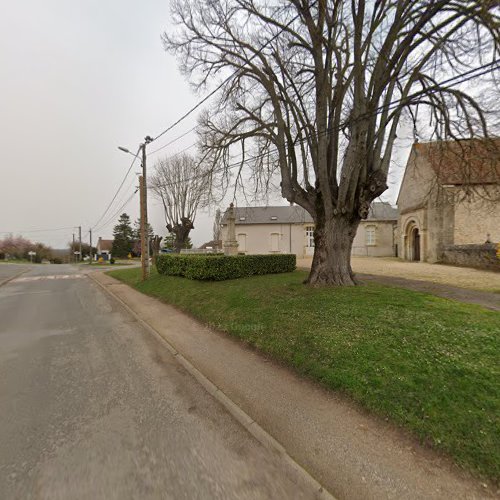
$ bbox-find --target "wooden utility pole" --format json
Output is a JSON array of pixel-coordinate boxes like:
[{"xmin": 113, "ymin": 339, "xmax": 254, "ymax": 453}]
[
  {"xmin": 72, "ymin": 233, "xmax": 75, "ymax": 263},
  {"xmin": 89, "ymin": 229, "xmax": 93, "ymax": 264},
  {"xmin": 140, "ymin": 136, "xmax": 153, "ymax": 281},
  {"xmin": 139, "ymin": 175, "xmax": 147, "ymax": 281},
  {"xmin": 78, "ymin": 226, "xmax": 82, "ymax": 262}
]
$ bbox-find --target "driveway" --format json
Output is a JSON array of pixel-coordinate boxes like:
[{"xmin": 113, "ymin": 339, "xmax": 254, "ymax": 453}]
[{"xmin": 297, "ymin": 256, "xmax": 500, "ymax": 292}]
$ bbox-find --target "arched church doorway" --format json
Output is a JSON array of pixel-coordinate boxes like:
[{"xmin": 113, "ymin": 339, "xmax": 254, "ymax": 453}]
[{"xmin": 412, "ymin": 227, "xmax": 420, "ymax": 261}]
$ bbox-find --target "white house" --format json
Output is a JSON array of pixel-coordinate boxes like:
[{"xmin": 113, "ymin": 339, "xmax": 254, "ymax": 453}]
[{"xmin": 221, "ymin": 203, "xmax": 398, "ymax": 258}]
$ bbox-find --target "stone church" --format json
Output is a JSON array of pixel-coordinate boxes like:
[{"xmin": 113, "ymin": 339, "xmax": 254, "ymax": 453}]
[{"xmin": 397, "ymin": 138, "xmax": 499, "ymax": 263}]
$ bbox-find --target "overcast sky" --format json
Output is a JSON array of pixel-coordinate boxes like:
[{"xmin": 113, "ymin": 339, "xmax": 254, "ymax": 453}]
[{"xmin": 0, "ymin": 0, "xmax": 409, "ymax": 249}]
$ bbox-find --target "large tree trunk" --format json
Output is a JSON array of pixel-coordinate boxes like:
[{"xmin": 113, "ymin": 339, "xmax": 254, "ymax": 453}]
[
  {"xmin": 305, "ymin": 215, "xmax": 361, "ymax": 286},
  {"xmin": 167, "ymin": 218, "xmax": 194, "ymax": 253}
]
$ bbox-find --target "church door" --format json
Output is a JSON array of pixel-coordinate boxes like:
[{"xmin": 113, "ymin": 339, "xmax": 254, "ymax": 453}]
[{"xmin": 412, "ymin": 228, "xmax": 420, "ymax": 261}]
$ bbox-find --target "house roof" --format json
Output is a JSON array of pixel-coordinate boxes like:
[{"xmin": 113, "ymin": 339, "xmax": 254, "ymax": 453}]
[
  {"xmin": 97, "ymin": 238, "xmax": 113, "ymax": 251},
  {"xmin": 413, "ymin": 137, "xmax": 500, "ymax": 185},
  {"xmin": 222, "ymin": 205, "xmax": 314, "ymax": 225},
  {"xmin": 366, "ymin": 202, "xmax": 399, "ymax": 221},
  {"xmin": 222, "ymin": 203, "xmax": 397, "ymax": 225},
  {"xmin": 199, "ymin": 239, "xmax": 222, "ymax": 249}
]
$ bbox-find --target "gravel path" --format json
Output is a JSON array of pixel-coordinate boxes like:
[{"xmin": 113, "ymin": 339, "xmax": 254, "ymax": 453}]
[
  {"xmin": 358, "ymin": 273, "xmax": 500, "ymax": 311},
  {"xmin": 297, "ymin": 257, "xmax": 500, "ymax": 293}
]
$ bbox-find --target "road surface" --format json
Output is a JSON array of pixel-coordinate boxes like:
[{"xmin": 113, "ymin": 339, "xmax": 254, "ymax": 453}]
[{"xmin": 0, "ymin": 264, "xmax": 316, "ymax": 499}]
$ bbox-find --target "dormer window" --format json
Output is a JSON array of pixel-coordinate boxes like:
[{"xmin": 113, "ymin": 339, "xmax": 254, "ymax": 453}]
[
  {"xmin": 239, "ymin": 217, "xmax": 246, "ymax": 221},
  {"xmin": 270, "ymin": 216, "xmax": 278, "ymax": 220}
]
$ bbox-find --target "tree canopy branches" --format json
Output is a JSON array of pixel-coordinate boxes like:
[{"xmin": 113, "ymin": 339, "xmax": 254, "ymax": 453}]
[{"xmin": 164, "ymin": 0, "xmax": 500, "ymax": 284}]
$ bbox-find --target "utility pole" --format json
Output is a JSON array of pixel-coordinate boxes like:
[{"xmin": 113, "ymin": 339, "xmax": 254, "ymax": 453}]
[
  {"xmin": 72, "ymin": 233, "xmax": 75, "ymax": 264},
  {"xmin": 78, "ymin": 226, "xmax": 82, "ymax": 262},
  {"xmin": 89, "ymin": 229, "xmax": 93, "ymax": 265},
  {"xmin": 118, "ymin": 136, "xmax": 152, "ymax": 281},
  {"xmin": 140, "ymin": 135, "xmax": 153, "ymax": 281},
  {"xmin": 139, "ymin": 175, "xmax": 147, "ymax": 281}
]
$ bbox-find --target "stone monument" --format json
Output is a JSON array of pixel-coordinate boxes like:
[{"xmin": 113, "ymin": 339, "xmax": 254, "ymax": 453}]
[{"xmin": 223, "ymin": 203, "xmax": 239, "ymax": 256}]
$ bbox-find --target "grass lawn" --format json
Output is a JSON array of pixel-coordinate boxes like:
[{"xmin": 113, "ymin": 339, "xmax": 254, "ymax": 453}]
[{"xmin": 108, "ymin": 266, "xmax": 500, "ymax": 481}]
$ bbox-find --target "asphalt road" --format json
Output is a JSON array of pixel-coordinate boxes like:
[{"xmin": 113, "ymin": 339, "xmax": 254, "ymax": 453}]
[
  {"xmin": 0, "ymin": 263, "xmax": 29, "ymax": 285},
  {"xmin": 0, "ymin": 264, "xmax": 315, "ymax": 499}
]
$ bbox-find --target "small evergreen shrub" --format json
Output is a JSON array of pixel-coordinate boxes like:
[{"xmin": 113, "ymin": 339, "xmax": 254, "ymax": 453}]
[{"xmin": 156, "ymin": 254, "xmax": 296, "ymax": 281}]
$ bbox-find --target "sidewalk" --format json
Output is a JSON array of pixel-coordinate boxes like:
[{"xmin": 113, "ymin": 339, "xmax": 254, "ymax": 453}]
[{"xmin": 91, "ymin": 272, "xmax": 494, "ymax": 500}]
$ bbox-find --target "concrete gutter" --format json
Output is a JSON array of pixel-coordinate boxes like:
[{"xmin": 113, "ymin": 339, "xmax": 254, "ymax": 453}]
[{"xmin": 88, "ymin": 271, "xmax": 494, "ymax": 500}]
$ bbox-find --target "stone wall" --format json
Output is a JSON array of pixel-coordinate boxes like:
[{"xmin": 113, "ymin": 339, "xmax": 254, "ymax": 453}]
[
  {"xmin": 441, "ymin": 244, "xmax": 500, "ymax": 272},
  {"xmin": 453, "ymin": 190, "xmax": 500, "ymax": 245}
]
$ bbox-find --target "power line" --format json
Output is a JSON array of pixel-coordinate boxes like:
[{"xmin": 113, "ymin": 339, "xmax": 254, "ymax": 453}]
[
  {"xmin": 147, "ymin": 126, "xmax": 197, "ymax": 157},
  {"xmin": 93, "ymin": 189, "xmax": 139, "ymax": 234},
  {"xmin": 103, "ymin": 44, "xmax": 496, "ymax": 234},
  {"xmin": 91, "ymin": 146, "xmax": 141, "ymax": 230},
  {"xmin": 142, "ymin": 60, "xmax": 500, "ymax": 191},
  {"xmin": 0, "ymin": 226, "xmax": 76, "ymax": 235}
]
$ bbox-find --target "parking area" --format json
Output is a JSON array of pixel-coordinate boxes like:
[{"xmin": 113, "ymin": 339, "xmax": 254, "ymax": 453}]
[{"xmin": 297, "ymin": 256, "xmax": 500, "ymax": 292}]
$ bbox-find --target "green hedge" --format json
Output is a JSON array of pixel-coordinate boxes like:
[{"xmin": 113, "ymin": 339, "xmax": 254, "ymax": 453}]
[{"xmin": 156, "ymin": 254, "xmax": 296, "ymax": 281}]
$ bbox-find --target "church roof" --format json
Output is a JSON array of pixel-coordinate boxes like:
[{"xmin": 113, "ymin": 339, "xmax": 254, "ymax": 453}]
[{"xmin": 413, "ymin": 137, "xmax": 500, "ymax": 185}]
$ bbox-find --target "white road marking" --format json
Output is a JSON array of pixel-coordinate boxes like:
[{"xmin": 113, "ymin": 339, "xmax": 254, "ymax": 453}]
[{"xmin": 12, "ymin": 274, "xmax": 85, "ymax": 283}]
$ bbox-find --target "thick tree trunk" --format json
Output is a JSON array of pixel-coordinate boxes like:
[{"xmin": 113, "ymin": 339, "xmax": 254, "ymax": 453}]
[
  {"xmin": 305, "ymin": 215, "xmax": 360, "ymax": 286},
  {"xmin": 167, "ymin": 218, "xmax": 194, "ymax": 253}
]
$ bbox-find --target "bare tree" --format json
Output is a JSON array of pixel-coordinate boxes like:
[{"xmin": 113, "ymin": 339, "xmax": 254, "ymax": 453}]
[
  {"xmin": 163, "ymin": 0, "xmax": 500, "ymax": 285},
  {"xmin": 150, "ymin": 153, "xmax": 208, "ymax": 252}
]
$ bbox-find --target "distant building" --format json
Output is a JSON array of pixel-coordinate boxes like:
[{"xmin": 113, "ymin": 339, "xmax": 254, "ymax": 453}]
[
  {"xmin": 199, "ymin": 239, "xmax": 222, "ymax": 251},
  {"xmin": 221, "ymin": 203, "xmax": 398, "ymax": 258},
  {"xmin": 397, "ymin": 138, "xmax": 500, "ymax": 262},
  {"xmin": 352, "ymin": 203, "xmax": 399, "ymax": 257},
  {"xmin": 96, "ymin": 237, "xmax": 113, "ymax": 261}
]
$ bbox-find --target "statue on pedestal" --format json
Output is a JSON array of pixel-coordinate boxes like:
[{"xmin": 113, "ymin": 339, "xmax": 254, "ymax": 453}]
[{"xmin": 224, "ymin": 203, "xmax": 239, "ymax": 256}]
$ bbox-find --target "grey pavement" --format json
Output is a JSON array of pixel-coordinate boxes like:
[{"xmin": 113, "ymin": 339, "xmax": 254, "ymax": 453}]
[
  {"xmin": 0, "ymin": 263, "xmax": 29, "ymax": 285},
  {"xmin": 0, "ymin": 264, "xmax": 317, "ymax": 499},
  {"xmin": 92, "ymin": 272, "xmax": 496, "ymax": 500}
]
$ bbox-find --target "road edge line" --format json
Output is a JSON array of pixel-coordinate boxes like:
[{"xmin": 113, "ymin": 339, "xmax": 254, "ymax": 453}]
[{"xmin": 88, "ymin": 272, "xmax": 336, "ymax": 500}]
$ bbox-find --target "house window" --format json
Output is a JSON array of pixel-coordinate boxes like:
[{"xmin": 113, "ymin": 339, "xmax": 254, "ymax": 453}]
[
  {"xmin": 305, "ymin": 226, "xmax": 315, "ymax": 247},
  {"xmin": 270, "ymin": 232, "xmax": 280, "ymax": 252},
  {"xmin": 237, "ymin": 233, "xmax": 247, "ymax": 252},
  {"xmin": 365, "ymin": 226, "xmax": 376, "ymax": 246}
]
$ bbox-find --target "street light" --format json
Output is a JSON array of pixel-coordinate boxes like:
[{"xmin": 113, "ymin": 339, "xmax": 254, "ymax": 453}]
[{"xmin": 118, "ymin": 146, "xmax": 140, "ymax": 158}]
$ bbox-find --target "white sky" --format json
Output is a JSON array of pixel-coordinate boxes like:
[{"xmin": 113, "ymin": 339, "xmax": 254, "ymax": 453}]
[{"xmin": 0, "ymin": 0, "xmax": 409, "ymax": 249}]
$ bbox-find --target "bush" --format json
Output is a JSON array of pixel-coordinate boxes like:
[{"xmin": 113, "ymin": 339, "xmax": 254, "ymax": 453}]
[
  {"xmin": 50, "ymin": 258, "xmax": 63, "ymax": 264},
  {"xmin": 110, "ymin": 257, "xmax": 116, "ymax": 265},
  {"xmin": 156, "ymin": 254, "xmax": 296, "ymax": 281}
]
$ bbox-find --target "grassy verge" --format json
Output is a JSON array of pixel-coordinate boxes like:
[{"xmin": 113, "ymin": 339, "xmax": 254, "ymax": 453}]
[{"xmin": 108, "ymin": 267, "xmax": 500, "ymax": 481}]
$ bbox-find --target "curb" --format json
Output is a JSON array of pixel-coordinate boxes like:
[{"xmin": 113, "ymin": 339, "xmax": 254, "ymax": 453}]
[
  {"xmin": 89, "ymin": 272, "xmax": 336, "ymax": 500},
  {"xmin": 0, "ymin": 268, "xmax": 29, "ymax": 288}
]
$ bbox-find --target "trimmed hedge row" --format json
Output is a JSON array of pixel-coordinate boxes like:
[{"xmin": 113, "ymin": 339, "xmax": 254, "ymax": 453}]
[{"xmin": 156, "ymin": 253, "xmax": 296, "ymax": 281}]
